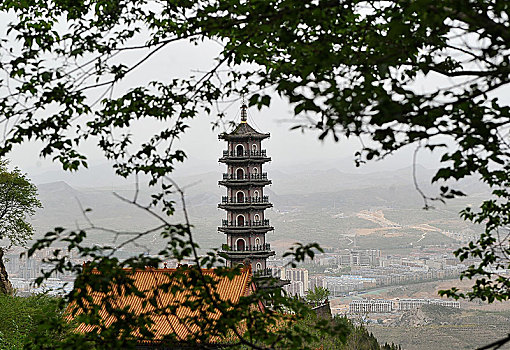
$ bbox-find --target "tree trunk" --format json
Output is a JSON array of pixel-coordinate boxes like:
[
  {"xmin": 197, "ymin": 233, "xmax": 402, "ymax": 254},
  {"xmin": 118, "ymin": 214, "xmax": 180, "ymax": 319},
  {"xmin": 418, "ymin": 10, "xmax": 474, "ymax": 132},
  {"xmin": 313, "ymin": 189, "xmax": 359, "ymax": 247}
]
[{"xmin": 0, "ymin": 248, "xmax": 13, "ymax": 294}]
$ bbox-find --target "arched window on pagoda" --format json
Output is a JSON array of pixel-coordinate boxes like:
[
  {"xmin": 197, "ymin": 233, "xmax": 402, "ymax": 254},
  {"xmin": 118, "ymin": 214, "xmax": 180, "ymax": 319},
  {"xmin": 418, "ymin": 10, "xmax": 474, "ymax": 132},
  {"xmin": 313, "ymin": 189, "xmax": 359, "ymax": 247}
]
[
  {"xmin": 236, "ymin": 168, "xmax": 244, "ymax": 179},
  {"xmin": 254, "ymin": 214, "xmax": 260, "ymax": 223},
  {"xmin": 236, "ymin": 214, "xmax": 245, "ymax": 226},
  {"xmin": 253, "ymin": 167, "xmax": 258, "ymax": 175},
  {"xmin": 236, "ymin": 144, "xmax": 244, "ymax": 156},
  {"xmin": 255, "ymin": 237, "xmax": 261, "ymax": 246},
  {"xmin": 236, "ymin": 238, "xmax": 246, "ymax": 251},
  {"xmin": 256, "ymin": 262, "xmax": 262, "ymax": 271},
  {"xmin": 236, "ymin": 191, "xmax": 245, "ymax": 203}
]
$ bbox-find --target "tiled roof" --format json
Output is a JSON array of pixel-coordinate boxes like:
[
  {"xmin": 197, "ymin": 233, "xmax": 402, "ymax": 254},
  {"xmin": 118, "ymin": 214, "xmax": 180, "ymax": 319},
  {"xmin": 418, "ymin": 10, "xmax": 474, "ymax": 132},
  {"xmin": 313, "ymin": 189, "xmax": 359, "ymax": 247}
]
[
  {"xmin": 219, "ymin": 122, "xmax": 270, "ymax": 139},
  {"xmin": 67, "ymin": 267, "xmax": 254, "ymax": 343},
  {"xmin": 231, "ymin": 122, "xmax": 262, "ymax": 135}
]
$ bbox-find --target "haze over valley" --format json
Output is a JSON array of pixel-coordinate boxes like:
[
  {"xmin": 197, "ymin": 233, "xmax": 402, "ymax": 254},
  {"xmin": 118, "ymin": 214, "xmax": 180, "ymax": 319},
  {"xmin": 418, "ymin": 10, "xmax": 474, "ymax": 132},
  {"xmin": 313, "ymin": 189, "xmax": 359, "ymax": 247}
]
[{"xmin": 28, "ymin": 162, "xmax": 487, "ymax": 256}]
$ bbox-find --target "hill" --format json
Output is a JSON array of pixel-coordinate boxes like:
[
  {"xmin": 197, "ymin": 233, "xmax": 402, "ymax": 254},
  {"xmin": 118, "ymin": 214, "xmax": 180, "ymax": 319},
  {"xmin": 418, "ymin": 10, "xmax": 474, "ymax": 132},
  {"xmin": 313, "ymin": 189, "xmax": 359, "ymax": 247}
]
[
  {"xmin": 368, "ymin": 305, "xmax": 510, "ymax": 350},
  {"xmin": 29, "ymin": 166, "xmax": 488, "ymax": 254}
]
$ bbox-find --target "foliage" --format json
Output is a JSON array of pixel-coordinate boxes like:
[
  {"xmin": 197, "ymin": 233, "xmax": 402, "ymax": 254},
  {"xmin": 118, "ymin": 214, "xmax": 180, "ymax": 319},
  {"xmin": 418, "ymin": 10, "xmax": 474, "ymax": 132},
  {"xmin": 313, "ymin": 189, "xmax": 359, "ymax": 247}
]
[
  {"xmin": 0, "ymin": 0, "xmax": 509, "ymax": 348},
  {"xmin": 0, "ymin": 160, "xmax": 41, "ymax": 247},
  {"xmin": 0, "ymin": 160, "xmax": 41, "ymax": 294},
  {"xmin": 0, "ymin": 294, "xmax": 68, "ymax": 349},
  {"xmin": 282, "ymin": 314, "xmax": 399, "ymax": 350},
  {"xmin": 21, "ymin": 198, "xmax": 334, "ymax": 349},
  {"xmin": 306, "ymin": 286, "xmax": 330, "ymax": 305}
]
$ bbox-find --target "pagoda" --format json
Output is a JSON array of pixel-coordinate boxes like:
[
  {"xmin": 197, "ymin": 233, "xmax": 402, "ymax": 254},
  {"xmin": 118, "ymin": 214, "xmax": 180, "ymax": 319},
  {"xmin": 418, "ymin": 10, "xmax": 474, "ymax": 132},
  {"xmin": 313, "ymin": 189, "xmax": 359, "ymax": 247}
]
[{"xmin": 218, "ymin": 103, "xmax": 275, "ymax": 274}]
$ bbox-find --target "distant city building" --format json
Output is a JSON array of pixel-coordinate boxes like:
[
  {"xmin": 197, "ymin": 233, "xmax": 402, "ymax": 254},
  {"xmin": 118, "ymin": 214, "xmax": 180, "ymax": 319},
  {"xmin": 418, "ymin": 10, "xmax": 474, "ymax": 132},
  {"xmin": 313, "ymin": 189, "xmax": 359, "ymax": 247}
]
[
  {"xmin": 318, "ymin": 256, "xmax": 336, "ymax": 266},
  {"xmin": 269, "ymin": 266, "xmax": 285, "ymax": 279},
  {"xmin": 324, "ymin": 275, "xmax": 377, "ymax": 296},
  {"xmin": 349, "ymin": 298, "xmax": 460, "ymax": 314},
  {"xmin": 350, "ymin": 299, "xmax": 393, "ymax": 314},
  {"xmin": 397, "ymin": 298, "xmax": 460, "ymax": 311},
  {"xmin": 284, "ymin": 268, "xmax": 309, "ymax": 292},
  {"xmin": 337, "ymin": 249, "xmax": 381, "ymax": 267},
  {"xmin": 309, "ymin": 275, "xmax": 327, "ymax": 290},
  {"xmin": 284, "ymin": 280, "xmax": 305, "ymax": 297},
  {"xmin": 267, "ymin": 266, "xmax": 308, "ymax": 296}
]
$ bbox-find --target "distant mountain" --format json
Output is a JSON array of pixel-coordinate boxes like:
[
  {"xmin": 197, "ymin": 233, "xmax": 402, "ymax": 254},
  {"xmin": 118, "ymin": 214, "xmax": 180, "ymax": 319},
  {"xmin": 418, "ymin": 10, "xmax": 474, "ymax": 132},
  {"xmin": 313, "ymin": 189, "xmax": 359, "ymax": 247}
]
[
  {"xmin": 29, "ymin": 165, "xmax": 488, "ymax": 254},
  {"xmin": 32, "ymin": 181, "xmax": 160, "ymax": 239},
  {"xmin": 174, "ymin": 164, "xmax": 486, "ymax": 197}
]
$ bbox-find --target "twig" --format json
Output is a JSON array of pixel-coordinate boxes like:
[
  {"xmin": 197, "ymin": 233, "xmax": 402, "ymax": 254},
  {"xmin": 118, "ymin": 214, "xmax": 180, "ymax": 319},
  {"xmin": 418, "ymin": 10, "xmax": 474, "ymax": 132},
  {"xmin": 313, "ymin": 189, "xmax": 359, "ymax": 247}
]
[{"xmin": 477, "ymin": 334, "xmax": 510, "ymax": 350}]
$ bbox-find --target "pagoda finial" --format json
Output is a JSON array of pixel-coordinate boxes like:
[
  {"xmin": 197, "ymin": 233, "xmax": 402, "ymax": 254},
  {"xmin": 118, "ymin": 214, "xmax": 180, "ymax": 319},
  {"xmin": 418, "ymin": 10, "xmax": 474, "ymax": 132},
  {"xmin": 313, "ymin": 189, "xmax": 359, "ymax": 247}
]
[{"xmin": 241, "ymin": 94, "xmax": 247, "ymax": 123}]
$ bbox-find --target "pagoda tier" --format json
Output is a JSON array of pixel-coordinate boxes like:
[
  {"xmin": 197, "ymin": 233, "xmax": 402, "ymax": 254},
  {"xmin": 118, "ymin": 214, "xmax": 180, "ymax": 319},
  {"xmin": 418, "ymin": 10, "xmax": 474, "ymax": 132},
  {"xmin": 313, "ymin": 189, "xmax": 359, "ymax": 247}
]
[
  {"xmin": 219, "ymin": 150, "xmax": 271, "ymax": 164},
  {"xmin": 218, "ymin": 104, "xmax": 275, "ymax": 274},
  {"xmin": 218, "ymin": 175, "xmax": 271, "ymax": 187},
  {"xmin": 218, "ymin": 220, "xmax": 274, "ymax": 234},
  {"xmin": 218, "ymin": 195, "xmax": 273, "ymax": 210},
  {"xmin": 218, "ymin": 122, "xmax": 270, "ymax": 141}
]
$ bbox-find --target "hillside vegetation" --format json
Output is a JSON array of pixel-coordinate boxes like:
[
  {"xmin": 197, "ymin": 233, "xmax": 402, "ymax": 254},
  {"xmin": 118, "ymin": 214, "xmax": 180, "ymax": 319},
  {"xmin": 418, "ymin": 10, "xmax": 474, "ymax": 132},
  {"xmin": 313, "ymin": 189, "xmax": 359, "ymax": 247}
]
[
  {"xmin": 28, "ymin": 166, "xmax": 487, "ymax": 254},
  {"xmin": 368, "ymin": 305, "xmax": 510, "ymax": 350},
  {"xmin": 0, "ymin": 295, "xmax": 66, "ymax": 349}
]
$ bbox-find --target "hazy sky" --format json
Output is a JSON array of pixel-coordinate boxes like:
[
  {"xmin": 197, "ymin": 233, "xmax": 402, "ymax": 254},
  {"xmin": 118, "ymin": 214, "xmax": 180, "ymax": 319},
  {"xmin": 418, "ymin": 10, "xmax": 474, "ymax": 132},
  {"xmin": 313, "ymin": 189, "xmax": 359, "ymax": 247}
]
[
  {"xmin": 11, "ymin": 93, "xmax": 443, "ymax": 187},
  {"xmin": 3, "ymin": 17, "xmax": 508, "ymax": 187},
  {"xmin": 4, "ymin": 39, "xmax": 411, "ymax": 183}
]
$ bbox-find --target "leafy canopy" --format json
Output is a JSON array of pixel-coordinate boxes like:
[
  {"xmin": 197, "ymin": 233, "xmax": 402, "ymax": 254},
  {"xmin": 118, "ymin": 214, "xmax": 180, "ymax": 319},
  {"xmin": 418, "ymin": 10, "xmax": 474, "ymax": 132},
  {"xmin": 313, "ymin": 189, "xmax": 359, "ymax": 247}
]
[
  {"xmin": 306, "ymin": 286, "xmax": 331, "ymax": 305},
  {"xmin": 0, "ymin": 0, "xmax": 509, "ymax": 348},
  {"xmin": 0, "ymin": 160, "xmax": 41, "ymax": 247},
  {"xmin": 0, "ymin": 294, "xmax": 67, "ymax": 349}
]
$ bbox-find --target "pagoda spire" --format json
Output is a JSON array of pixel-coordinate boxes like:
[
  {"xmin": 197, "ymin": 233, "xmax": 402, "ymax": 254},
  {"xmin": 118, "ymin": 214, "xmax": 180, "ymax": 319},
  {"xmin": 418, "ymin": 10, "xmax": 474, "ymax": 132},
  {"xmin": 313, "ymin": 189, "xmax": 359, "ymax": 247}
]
[{"xmin": 240, "ymin": 94, "xmax": 247, "ymax": 123}]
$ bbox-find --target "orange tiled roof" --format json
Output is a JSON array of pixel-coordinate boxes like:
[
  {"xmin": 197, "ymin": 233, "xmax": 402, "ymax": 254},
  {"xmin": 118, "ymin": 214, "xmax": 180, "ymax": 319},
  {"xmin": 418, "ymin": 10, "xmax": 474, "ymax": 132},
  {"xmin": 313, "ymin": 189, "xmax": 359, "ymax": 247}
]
[{"xmin": 67, "ymin": 267, "xmax": 254, "ymax": 343}]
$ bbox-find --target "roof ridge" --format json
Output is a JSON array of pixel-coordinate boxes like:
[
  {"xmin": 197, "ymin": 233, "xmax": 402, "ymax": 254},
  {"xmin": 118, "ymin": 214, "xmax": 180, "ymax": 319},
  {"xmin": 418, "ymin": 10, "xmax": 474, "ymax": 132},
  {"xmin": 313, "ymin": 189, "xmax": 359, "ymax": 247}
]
[{"xmin": 88, "ymin": 266, "xmax": 253, "ymax": 274}]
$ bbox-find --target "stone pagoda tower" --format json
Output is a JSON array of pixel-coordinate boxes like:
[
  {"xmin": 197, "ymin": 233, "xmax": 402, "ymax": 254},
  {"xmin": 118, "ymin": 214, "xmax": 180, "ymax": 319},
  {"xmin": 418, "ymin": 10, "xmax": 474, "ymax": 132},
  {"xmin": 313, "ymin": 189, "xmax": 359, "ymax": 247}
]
[{"xmin": 218, "ymin": 103, "xmax": 275, "ymax": 274}]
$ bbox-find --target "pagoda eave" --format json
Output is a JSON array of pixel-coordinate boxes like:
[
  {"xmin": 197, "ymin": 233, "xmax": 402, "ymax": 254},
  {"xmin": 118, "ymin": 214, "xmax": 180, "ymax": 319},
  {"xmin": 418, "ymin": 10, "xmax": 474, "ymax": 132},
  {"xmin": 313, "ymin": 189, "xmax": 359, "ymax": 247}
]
[
  {"xmin": 222, "ymin": 251, "xmax": 276, "ymax": 259},
  {"xmin": 218, "ymin": 133, "xmax": 270, "ymax": 141},
  {"xmin": 218, "ymin": 227, "xmax": 274, "ymax": 234},
  {"xmin": 218, "ymin": 203, "xmax": 273, "ymax": 210},
  {"xmin": 218, "ymin": 157, "xmax": 271, "ymax": 164},
  {"xmin": 218, "ymin": 180, "xmax": 272, "ymax": 187}
]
